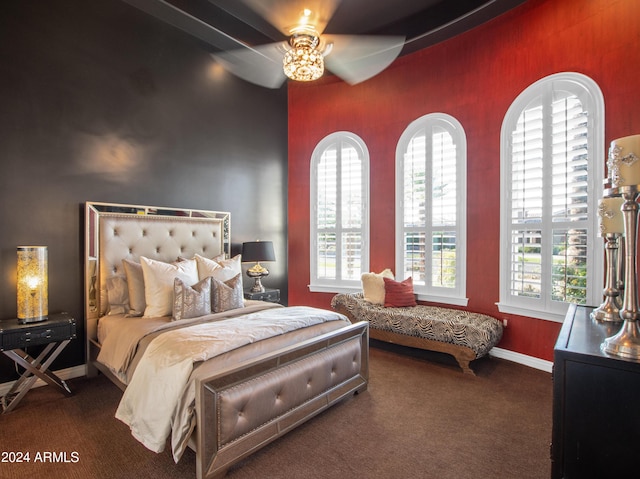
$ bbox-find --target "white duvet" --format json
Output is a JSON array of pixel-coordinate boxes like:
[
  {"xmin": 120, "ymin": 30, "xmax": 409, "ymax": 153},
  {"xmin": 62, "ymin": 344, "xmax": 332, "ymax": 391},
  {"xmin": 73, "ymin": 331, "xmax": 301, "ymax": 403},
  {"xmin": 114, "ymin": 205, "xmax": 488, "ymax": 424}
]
[
  {"xmin": 114, "ymin": 306, "xmax": 348, "ymax": 458},
  {"xmin": 97, "ymin": 301, "xmax": 279, "ymax": 383}
]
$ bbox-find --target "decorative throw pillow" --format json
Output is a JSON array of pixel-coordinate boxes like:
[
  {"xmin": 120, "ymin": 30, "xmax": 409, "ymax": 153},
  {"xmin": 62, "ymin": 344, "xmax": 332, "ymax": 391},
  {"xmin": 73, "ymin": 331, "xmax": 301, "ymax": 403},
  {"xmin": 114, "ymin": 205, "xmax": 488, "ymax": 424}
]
[
  {"xmin": 195, "ymin": 253, "xmax": 243, "ymax": 284},
  {"xmin": 361, "ymin": 268, "xmax": 395, "ymax": 304},
  {"xmin": 383, "ymin": 276, "xmax": 417, "ymax": 307},
  {"xmin": 211, "ymin": 273, "xmax": 244, "ymax": 313},
  {"xmin": 140, "ymin": 256, "xmax": 199, "ymax": 317},
  {"xmin": 106, "ymin": 275, "xmax": 129, "ymax": 315},
  {"xmin": 122, "ymin": 259, "xmax": 146, "ymax": 316},
  {"xmin": 172, "ymin": 277, "xmax": 211, "ymax": 321}
]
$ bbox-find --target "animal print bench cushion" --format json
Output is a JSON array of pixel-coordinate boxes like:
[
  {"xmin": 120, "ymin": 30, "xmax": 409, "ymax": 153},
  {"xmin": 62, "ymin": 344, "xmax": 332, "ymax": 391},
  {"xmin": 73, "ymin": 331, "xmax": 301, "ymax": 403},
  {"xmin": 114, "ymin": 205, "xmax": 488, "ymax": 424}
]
[{"xmin": 331, "ymin": 293, "xmax": 503, "ymax": 359}]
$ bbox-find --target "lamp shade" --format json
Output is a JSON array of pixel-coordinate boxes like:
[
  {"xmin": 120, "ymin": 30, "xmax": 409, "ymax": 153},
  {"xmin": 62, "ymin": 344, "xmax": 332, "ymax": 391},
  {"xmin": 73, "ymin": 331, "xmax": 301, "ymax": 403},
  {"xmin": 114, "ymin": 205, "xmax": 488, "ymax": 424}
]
[
  {"xmin": 17, "ymin": 246, "xmax": 48, "ymax": 323},
  {"xmin": 241, "ymin": 241, "xmax": 275, "ymax": 263}
]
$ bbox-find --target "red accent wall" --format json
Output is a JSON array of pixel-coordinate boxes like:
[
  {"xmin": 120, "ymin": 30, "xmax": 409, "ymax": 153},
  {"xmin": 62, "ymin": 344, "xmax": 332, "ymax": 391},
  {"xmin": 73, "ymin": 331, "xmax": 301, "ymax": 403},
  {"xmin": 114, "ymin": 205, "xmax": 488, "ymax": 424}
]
[{"xmin": 287, "ymin": 0, "xmax": 640, "ymax": 362}]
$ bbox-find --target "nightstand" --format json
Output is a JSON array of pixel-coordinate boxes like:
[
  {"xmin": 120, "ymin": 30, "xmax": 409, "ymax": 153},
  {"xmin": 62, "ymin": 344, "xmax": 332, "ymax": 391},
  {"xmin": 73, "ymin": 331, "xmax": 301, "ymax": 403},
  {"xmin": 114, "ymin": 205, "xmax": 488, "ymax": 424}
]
[
  {"xmin": 244, "ymin": 288, "xmax": 280, "ymax": 303},
  {"xmin": 0, "ymin": 312, "xmax": 76, "ymax": 413}
]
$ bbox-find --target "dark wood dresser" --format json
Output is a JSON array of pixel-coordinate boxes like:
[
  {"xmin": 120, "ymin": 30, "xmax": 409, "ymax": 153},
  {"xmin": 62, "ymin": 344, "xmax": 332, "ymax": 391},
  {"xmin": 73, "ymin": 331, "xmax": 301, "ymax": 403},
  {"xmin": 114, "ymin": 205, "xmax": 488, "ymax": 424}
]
[{"xmin": 551, "ymin": 304, "xmax": 640, "ymax": 478}]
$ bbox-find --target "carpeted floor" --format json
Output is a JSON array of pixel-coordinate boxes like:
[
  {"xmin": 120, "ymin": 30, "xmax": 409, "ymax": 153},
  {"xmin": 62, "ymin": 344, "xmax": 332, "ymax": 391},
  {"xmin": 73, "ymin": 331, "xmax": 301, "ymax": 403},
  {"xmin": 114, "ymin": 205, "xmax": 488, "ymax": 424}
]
[{"xmin": 0, "ymin": 344, "xmax": 552, "ymax": 479}]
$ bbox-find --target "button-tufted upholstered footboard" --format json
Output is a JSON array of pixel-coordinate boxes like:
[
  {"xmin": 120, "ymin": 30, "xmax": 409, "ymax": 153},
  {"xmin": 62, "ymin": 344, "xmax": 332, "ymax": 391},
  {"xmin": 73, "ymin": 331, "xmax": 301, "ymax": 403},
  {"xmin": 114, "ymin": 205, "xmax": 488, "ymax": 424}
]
[
  {"xmin": 194, "ymin": 321, "xmax": 369, "ymax": 479},
  {"xmin": 331, "ymin": 293, "xmax": 503, "ymax": 375}
]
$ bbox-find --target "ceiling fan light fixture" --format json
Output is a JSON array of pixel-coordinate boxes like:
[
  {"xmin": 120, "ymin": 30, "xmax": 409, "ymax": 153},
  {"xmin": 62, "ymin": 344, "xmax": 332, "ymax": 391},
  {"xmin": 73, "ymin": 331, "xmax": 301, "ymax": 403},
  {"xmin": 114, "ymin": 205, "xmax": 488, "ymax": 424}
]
[{"xmin": 283, "ymin": 33, "xmax": 324, "ymax": 82}]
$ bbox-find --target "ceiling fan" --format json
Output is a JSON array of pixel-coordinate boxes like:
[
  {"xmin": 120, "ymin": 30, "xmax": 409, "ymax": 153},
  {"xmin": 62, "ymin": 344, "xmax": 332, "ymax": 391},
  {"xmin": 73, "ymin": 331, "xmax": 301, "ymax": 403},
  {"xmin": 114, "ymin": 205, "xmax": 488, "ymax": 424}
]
[{"xmin": 211, "ymin": 0, "xmax": 406, "ymax": 88}]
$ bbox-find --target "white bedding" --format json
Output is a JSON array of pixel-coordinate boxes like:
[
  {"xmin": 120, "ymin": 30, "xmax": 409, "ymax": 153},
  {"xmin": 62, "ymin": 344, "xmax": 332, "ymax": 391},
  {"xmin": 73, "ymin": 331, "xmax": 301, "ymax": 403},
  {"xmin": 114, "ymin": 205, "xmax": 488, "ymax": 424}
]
[
  {"xmin": 97, "ymin": 300, "xmax": 279, "ymax": 383},
  {"xmin": 107, "ymin": 305, "xmax": 350, "ymax": 461}
]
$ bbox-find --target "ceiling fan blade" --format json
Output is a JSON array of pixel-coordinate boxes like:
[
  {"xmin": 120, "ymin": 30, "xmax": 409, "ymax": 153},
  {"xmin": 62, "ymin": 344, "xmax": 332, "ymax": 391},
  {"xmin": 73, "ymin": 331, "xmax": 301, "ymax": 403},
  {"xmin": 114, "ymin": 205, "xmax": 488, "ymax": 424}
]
[
  {"xmin": 323, "ymin": 34, "xmax": 405, "ymax": 85},
  {"xmin": 239, "ymin": 0, "xmax": 342, "ymax": 35},
  {"xmin": 212, "ymin": 43, "xmax": 288, "ymax": 89}
]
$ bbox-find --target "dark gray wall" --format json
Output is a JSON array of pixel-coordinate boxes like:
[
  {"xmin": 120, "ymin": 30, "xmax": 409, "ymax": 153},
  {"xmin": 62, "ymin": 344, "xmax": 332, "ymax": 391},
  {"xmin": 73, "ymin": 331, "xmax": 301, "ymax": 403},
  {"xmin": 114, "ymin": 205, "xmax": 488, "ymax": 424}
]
[{"xmin": 0, "ymin": 0, "xmax": 288, "ymax": 382}]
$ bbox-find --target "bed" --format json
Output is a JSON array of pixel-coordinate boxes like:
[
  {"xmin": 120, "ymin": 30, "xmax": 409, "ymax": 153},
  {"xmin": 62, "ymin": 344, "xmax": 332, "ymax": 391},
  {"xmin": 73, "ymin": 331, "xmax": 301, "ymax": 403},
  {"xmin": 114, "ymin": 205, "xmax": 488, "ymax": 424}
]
[
  {"xmin": 331, "ymin": 292, "xmax": 502, "ymax": 375},
  {"xmin": 84, "ymin": 202, "xmax": 369, "ymax": 479}
]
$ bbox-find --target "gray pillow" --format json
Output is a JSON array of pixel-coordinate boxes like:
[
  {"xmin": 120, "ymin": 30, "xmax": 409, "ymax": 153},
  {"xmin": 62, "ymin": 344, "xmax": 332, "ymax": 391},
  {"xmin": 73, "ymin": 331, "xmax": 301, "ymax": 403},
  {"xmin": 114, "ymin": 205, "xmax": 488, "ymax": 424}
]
[
  {"xmin": 173, "ymin": 277, "xmax": 212, "ymax": 321},
  {"xmin": 106, "ymin": 275, "xmax": 129, "ymax": 315},
  {"xmin": 211, "ymin": 273, "xmax": 244, "ymax": 313}
]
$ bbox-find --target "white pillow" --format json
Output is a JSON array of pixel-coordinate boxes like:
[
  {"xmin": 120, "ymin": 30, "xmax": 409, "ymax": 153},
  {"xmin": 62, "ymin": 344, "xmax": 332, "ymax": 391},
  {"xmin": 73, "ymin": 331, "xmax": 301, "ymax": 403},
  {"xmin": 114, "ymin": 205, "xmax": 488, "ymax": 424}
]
[
  {"xmin": 361, "ymin": 268, "xmax": 395, "ymax": 305},
  {"xmin": 195, "ymin": 254, "xmax": 242, "ymax": 283},
  {"xmin": 140, "ymin": 256, "xmax": 199, "ymax": 317},
  {"xmin": 122, "ymin": 259, "xmax": 145, "ymax": 315}
]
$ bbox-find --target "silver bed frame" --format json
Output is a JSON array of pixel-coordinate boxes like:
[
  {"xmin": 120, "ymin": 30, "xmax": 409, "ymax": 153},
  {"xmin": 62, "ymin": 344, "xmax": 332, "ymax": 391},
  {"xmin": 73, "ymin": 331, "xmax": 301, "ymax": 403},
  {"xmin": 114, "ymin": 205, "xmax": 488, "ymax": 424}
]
[{"xmin": 84, "ymin": 201, "xmax": 369, "ymax": 479}]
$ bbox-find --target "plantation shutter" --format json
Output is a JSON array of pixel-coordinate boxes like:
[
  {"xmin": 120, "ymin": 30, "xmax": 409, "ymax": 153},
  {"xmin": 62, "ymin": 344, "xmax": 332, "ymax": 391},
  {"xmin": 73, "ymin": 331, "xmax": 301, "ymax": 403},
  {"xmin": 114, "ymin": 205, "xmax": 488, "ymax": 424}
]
[
  {"xmin": 509, "ymin": 91, "xmax": 589, "ymax": 305},
  {"xmin": 317, "ymin": 146, "xmax": 337, "ymax": 280},
  {"xmin": 340, "ymin": 143, "xmax": 363, "ymax": 281},
  {"xmin": 401, "ymin": 124, "xmax": 458, "ymax": 290},
  {"xmin": 313, "ymin": 134, "xmax": 368, "ymax": 289},
  {"xmin": 403, "ymin": 130, "xmax": 427, "ymax": 284},
  {"xmin": 432, "ymin": 127, "xmax": 457, "ymax": 288},
  {"xmin": 550, "ymin": 94, "xmax": 589, "ymax": 303}
]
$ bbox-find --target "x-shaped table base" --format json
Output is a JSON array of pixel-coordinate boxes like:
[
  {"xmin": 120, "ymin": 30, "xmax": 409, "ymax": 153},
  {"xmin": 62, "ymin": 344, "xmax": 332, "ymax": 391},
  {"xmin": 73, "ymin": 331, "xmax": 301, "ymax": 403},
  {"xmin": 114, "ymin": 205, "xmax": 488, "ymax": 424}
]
[{"xmin": 2, "ymin": 340, "xmax": 72, "ymax": 413}]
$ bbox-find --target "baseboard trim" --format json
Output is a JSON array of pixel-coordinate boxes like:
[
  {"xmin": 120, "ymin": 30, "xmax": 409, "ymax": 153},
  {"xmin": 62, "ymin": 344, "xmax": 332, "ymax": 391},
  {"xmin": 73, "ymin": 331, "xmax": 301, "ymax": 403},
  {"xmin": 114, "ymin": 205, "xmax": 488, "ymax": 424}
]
[
  {"xmin": 0, "ymin": 364, "xmax": 87, "ymax": 397},
  {"xmin": 490, "ymin": 347, "xmax": 553, "ymax": 373}
]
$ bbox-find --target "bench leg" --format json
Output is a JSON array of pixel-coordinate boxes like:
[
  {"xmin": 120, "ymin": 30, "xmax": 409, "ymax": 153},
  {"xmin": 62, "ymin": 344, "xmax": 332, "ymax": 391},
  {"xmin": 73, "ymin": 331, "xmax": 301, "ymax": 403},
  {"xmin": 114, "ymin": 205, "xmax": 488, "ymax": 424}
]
[{"xmin": 456, "ymin": 358, "xmax": 475, "ymax": 375}]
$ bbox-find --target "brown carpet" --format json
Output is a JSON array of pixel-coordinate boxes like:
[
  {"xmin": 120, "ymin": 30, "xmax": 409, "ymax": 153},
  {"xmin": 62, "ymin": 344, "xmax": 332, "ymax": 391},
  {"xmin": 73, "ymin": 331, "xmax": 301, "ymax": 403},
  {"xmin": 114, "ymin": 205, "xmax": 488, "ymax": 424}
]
[{"xmin": 1, "ymin": 344, "xmax": 552, "ymax": 479}]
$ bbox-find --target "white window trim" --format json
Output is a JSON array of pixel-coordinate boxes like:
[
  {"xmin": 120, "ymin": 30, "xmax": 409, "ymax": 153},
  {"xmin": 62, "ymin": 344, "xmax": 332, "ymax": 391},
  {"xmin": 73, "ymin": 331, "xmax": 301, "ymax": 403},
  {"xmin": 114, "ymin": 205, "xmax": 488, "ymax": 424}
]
[
  {"xmin": 309, "ymin": 131, "xmax": 370, "ymax": 293},
  {"xmin": 395, "ymin": 113, "xmax": 468, "ymax": 306},
  {"xmin": 498, "ymin": 72, "xmax": 605, "ymax": 323}
]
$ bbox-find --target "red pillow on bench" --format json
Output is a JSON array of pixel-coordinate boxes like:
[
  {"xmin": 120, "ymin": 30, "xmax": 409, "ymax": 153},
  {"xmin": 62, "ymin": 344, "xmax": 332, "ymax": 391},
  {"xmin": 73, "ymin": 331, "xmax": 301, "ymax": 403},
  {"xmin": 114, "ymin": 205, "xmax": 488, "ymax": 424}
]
[{"xmin": 383, "ymin": 277, "xmax": 417, "ymax": 307}]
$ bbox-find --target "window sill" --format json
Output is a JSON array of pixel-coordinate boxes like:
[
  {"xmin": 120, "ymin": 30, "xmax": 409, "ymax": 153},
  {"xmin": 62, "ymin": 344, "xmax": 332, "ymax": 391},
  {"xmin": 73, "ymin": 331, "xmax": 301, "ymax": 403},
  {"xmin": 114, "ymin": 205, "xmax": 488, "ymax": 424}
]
[
  {"xmin": 308, "ymin": 285, "xmax": 362, "ymax": 294},
  {"xmin": 496, "ymin": 302, "xmax": 566, "ymax": 323},
  {"xmin": 416, "ymin": 294, "xmax": 469, "ymax": 307}
]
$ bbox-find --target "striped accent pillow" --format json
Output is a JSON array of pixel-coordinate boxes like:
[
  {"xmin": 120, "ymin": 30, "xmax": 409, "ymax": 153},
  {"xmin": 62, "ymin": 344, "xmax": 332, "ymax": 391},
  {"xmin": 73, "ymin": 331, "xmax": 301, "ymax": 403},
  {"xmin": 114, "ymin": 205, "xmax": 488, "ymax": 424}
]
[{"xmin": 383, "ymin": 277, "xmax": 417, "ymax": 307}]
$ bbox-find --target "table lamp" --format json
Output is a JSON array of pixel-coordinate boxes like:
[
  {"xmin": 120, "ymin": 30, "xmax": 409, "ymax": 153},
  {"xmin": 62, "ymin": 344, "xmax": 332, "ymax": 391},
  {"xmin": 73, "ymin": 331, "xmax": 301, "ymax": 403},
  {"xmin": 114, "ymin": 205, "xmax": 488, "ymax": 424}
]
[
  {"xmin": 242, "ymin": 241, "xmax": 275, "ymax": 293},
  {"xmin": 17, "ymin": 246, "xmax": 48, "ymax": 324}
]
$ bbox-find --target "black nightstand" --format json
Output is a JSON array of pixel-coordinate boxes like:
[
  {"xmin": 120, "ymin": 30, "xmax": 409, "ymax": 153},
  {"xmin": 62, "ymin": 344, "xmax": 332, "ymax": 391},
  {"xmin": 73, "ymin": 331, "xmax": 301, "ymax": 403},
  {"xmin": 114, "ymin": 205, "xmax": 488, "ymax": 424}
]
[
  {"xmin": 244, "ymin": 288, "xmax": 280, "ymax": 303},
  {"xmin": 0, "ymin": 312, "xmax": 76, "ymax": 413}
]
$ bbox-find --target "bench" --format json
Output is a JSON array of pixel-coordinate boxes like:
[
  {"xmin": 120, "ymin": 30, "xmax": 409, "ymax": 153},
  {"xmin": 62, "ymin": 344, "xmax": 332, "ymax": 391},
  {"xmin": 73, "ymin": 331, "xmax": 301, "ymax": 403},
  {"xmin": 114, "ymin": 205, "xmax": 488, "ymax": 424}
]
[{"xmin": 331, "ymin": 292, "xmax": 503, "ymax": 375}]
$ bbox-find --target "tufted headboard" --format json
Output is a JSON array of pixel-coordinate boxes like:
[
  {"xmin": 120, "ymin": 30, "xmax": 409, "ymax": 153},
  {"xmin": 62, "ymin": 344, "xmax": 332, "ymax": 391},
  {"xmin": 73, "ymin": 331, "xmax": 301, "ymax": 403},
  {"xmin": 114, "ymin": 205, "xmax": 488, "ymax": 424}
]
[{"xmin": 84, "ymin": 202, "xmax": 230, "ymax": 346}]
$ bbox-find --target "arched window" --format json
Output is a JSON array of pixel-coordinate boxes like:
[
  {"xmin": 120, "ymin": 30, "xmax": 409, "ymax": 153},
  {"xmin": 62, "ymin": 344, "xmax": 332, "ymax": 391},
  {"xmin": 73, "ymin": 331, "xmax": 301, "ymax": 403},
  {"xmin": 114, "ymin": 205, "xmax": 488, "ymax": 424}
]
[
  {"xmin": 498, "ymin": 72, "xmax": 605, "ymax": 322},
  {"xmin": 395, "ymin": 113, "xmax": 467, "ymax": 305},
  {"xmin": 309, "ymin": 132, "xmax": 369, "ymax": 292}
]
